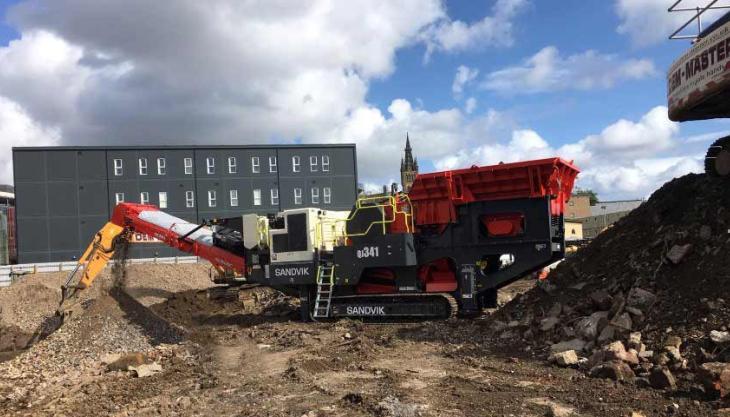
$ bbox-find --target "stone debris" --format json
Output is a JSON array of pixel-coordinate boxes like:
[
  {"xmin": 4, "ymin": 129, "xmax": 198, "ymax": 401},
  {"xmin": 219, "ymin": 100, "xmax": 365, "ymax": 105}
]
[
  {"xmin": 550, "ymin": 339, "xmax": 587, "ymax": 354},
  {"xmin": 106, "ymin": 352, "xmax": 148, "ymax": 372},
  {"xmin": 649, "ymin": 367, "xmax": 677, "ymax": 390},
  {"xmin": 548, "ymin": 350, "xmax": 579, "ymax": 367},
  {"xmin": 540, "ymin": 317, "xmax": 561, "ymax": 332},
  {"xmin": 130, "ymin": 362, "xmax": 162, "ymax": 378},
  {"xmin": 665, "ymin": 243, "xmax": 692, "ymax": 265},
  {"xmin": 589, "ymin": 361, "xmax": 635, "ymax": 381},
  {"xmin": 711, "ymin": 330, "xmax": 730, "ymax": 344},
  {"xmin": 698, "ymin": 362, "xmax": 730, "ymax": 398},
  {"xmin": 526, "ymin": 398, "xmax": 577, "ymax": 417},
  {"xmin": 483, "ymin": 174, "xmax": 730, "ymax": 398}
]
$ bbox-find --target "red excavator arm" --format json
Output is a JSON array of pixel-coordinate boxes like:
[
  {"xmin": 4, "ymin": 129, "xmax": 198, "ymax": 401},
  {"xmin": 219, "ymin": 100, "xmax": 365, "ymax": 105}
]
[{"xmin": 59, "ymin": 203, "xmax": 245, "ymax": 310}]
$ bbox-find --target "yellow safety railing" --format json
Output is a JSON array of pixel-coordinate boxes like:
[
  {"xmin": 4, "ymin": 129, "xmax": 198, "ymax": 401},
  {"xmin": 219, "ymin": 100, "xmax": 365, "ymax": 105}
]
[{"xmin": 316, "ymin": 193, "xmax": 414, "ymax": 249}]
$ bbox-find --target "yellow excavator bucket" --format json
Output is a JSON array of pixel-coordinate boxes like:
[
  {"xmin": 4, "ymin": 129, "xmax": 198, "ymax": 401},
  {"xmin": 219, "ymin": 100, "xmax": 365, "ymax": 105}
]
[{"xmin": 58, "ymin": 222, "xmax": 126, "ymax": 311}]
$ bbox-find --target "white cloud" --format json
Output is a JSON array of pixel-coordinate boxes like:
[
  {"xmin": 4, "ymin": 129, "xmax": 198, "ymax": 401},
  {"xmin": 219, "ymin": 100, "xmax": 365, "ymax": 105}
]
[
  {"xmin": 0, "ymin": 1, "xmax": 454, "ymax": 183},
  {"xmin": 464, "ymin": 97, "xmax": 477, "ymax": 114},
  {"xmin": 0, "ymin": 96, "xmax": 60, "ymax": 182},
  {"xmin": 482, "ymin": 46, "xmax": 657, "ymax": 94},
  {"xmin": 452, "ymin": 65, "xmax": 479, "ymax": 96},
  {"xmin": 615, "ymin": 0, "xmax": 728, "ymax": 47},
  {"xmin": 434, "ymin": 105, "xmax": 701, "ymax": 200},
  {"xmin": 419, "ymin": 0, "xmax": 529, "ymax": 61}
]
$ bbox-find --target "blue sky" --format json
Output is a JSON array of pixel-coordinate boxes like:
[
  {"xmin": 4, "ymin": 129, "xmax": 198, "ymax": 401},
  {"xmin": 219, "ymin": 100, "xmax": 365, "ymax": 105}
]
[
  {"xmin": 367, "ymin": 0, "xmax": 724, "ymax": 151},
  {"xmin": 0, "ymin": 0, "xmax": 728, "ymax": 200}
]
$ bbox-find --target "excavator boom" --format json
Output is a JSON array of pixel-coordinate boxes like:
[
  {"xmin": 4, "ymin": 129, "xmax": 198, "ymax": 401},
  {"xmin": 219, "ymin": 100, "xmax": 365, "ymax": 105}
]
[
  {"xmin": 58, "ymin": 222, "xmax": 126, "ymax": 312},
  {"xmin": 57, "ymin": 202, "xmax": 247, "ymax": 314}
]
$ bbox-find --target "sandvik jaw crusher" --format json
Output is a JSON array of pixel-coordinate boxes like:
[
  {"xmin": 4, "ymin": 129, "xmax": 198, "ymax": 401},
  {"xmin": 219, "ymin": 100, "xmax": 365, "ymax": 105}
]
[{"xmin": 59, "ymin": 157, "xmax": 578, "ymax": 321}]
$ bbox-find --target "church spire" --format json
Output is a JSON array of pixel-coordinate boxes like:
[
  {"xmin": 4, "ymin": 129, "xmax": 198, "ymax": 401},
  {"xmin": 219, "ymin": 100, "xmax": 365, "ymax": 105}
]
[{"xmin": 400, "ymin": 133, "xmax": 418, "ymax": 192}]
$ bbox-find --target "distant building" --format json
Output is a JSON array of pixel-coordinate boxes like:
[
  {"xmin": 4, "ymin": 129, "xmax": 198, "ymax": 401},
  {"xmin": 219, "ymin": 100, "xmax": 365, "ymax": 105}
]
[
  {"xmin": 590, "ymin": 199, "xmax": 643, "ymax": 216},
  {"xmin": 578, "ymin": 211, "xmax": 634, "ymax": 239},
  {"xmin": 400, "ymin": 134, "xmax": 418, "ymax": 192},
  {"xmin": 12, "ymin": 144, "xmax": 358, "ymax": 263},
  {"xmin": 565, "ymin": 194, "xmax": 592, "ymax": 219},
  {"xmin": 564, "ymin": 220, "xmax": 584, "ymax": 241}
]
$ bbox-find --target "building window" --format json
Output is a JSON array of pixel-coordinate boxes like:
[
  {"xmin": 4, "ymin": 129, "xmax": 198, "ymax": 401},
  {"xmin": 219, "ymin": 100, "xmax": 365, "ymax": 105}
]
[
  {"xmin": 253, "ymin": 189, "xmax": 261, "ymax": 206},
  {"xmin": 138, "ymin": 158, "xmax": 148, "ymax": 175},
  {"xmin": 184, "ymin": 157, "xmax": 193, "ymax": 175},
  {"xmin": 208, "ymin": 190, "xmax": 216, "ymax": 207},
  {"xmin": 228, "ymin": 157, "xmax": 237, "ymax": 174},
  {"xmin": 270, "ymin": 188, "xmax": 279, "ymax": 205},
  {"xmin": 140, "ymin": 192, "xmax": 149, "ymax": 204},
  {"xmin": 323, "ymin": 187, "xmax": 331, "ymax": 204},
  {"xmin": 157, "ymin": 158, "xmax": 166, "ymax": 175},
  {"xmin": 311, "ymin": 187, "xmax": 319, "ymax": 204},
  {"xmin": 251, "ymin": 156, "xmax": 260, "ymax": 173},
  {"xmin": 159, "ymin": 192, "xmax": 168, "ymax": 209},
  {"xmin": 113, "ymin": 159, "xmax": 123, "ymax": 176},
  {"xmin": 185, "ymin": 191, "xmax": 195, "ymax": 208},
  {"xmin": 206, "ymin": 157, "xmax": 215, "ymax": 174},
  {"xmin": 322, "ymin": 155, "xmax": 330, "ymax": 172},
  {"xmin": 310, "ymin": 156, "xmax": 318, "ymax": 172},
  {"xmin": 294, "ymin": 188, "xmax": 302, "ymax": 205},
  {"xmin": 292, "ymin": 156, "xmax": 300, "ymax": 173},
  {"xmin": 229, "ymin": 189, "xmax": 239, "ymax": 207},
  {"xmin": 115, "ymin": 192, "xmax": 124, "ymax": 205},
  {"xmin": 269, "ymin": 156, "xmax": 277, "ymax": 173}
]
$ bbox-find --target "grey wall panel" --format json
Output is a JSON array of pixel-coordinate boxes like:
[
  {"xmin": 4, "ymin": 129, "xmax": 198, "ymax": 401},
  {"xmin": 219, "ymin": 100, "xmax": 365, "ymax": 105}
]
[
  {"xmin": 49, "ymin": 219, "xmax": 79, "ymax": 251},
  {"xmin": 17, "ymin": 218, "xmax": 48, "ymax": 253},
  {"xmin": 48, "ymin": 182, "xmax": 78, "ymax": 217},
  {"xmin": 330, "ymin": 177, "xmax": 358, "ymax": 209},
  {"xmin": 50, "ymin": 250, "xmax": 81, "ymax": 262},
  {"xmin": 14, "ymin": 183, "xmax": 48, "ymax": 217},
  {"xmin": 22, "ymin": 252, "xmax": 50, "ymax": 263},
  {"xmin": 78, "ymin": 181, "xmax": 109, "ymax": 216},
  {"xmin": 46, "ymin": 151, "xmax": 77, "ymax": 181},
  {"xmin": 77, "ymin": 150, "xmax": 107, "ymax": 180},
  {"xmin": 14, "ymin": 151, "xmax": 46, "ymax": 182}
]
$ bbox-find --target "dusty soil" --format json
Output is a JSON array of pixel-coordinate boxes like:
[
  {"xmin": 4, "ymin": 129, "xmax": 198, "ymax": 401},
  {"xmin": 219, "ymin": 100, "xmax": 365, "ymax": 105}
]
[{"xmin": 0, "ymin": 263, "xmax": 718, "ymax": 417}]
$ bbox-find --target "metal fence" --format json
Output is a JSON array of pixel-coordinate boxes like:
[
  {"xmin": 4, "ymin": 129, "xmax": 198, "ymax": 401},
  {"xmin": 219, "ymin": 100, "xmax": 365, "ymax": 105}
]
[{"xmin": 0, "ymin": 256, "xmax": 201, "ymax": 287}]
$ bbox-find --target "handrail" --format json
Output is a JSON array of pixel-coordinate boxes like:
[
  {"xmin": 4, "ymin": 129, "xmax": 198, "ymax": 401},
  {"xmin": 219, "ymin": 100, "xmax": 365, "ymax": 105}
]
[
  {"xmin": 315, "ymin": 193, "xmax": 415, "ymax": 249},
  {"xmin": 669, "ymin": 0, "xmax": 730, "ymax": 40}
]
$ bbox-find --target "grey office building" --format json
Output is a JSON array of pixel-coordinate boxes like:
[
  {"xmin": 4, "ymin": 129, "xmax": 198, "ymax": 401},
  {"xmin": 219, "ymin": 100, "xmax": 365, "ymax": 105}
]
[{"xmin": 12, "ymin": 145, "xmax": 358, "ymax": 263}]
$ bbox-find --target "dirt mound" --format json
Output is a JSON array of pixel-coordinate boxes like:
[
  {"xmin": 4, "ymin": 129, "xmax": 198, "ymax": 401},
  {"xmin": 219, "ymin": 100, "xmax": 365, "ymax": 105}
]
[
  {"xmin": 152, "ymin": 285, "xmax": 298, "ymax": 329},
  {"xmin": 0, "ymin": 263, "xmax": 214, "ymax": 413},
  {"xmin": 485, "ymin": 173, "xmax": 730, "ymax": 399}
]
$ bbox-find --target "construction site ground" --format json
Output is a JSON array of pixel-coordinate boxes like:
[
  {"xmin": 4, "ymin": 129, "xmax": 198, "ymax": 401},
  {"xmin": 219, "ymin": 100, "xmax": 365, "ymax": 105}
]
[{"xmin": 0, "ymin": 264, "xmax": 717, "ymax": 417}]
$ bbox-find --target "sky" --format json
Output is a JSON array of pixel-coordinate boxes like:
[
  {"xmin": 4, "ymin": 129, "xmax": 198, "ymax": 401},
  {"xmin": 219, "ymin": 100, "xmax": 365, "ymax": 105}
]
[{"xmin": 1, "ymin": 0, "xmax": 729, "ymax": 200}]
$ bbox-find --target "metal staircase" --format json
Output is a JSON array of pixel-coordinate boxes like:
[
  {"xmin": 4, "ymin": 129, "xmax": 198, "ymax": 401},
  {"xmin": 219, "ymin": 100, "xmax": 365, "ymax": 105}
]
[{"xmin": 312, "ymin": 262, "xmax": 335, "ymax": 319}]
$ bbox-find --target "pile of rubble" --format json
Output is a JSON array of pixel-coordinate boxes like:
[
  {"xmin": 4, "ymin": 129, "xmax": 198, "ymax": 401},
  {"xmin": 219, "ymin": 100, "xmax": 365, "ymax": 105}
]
[{"xmin": 489, "ymin": 173, "xmax": 730, "ymax": 400}]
